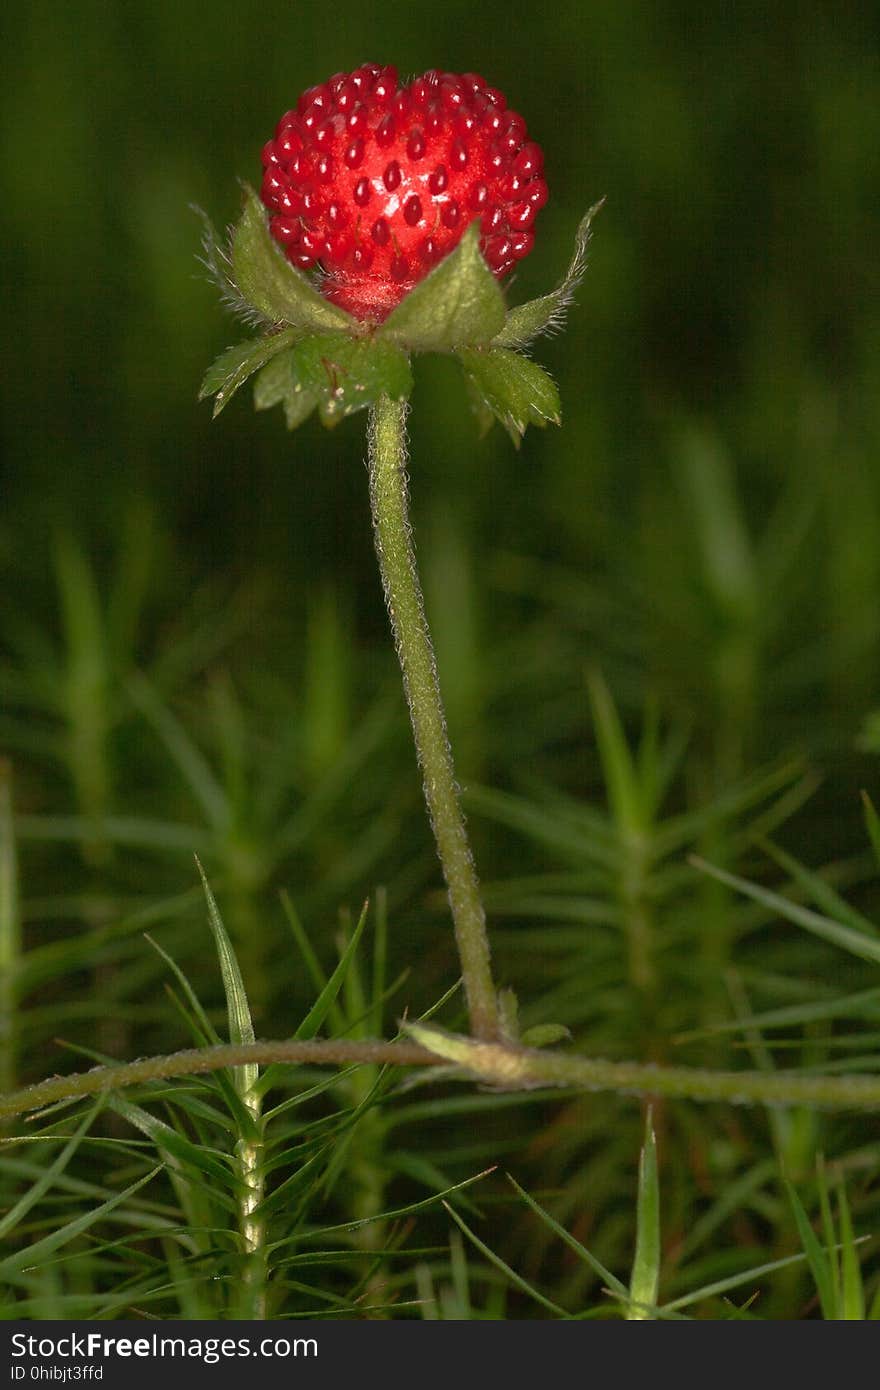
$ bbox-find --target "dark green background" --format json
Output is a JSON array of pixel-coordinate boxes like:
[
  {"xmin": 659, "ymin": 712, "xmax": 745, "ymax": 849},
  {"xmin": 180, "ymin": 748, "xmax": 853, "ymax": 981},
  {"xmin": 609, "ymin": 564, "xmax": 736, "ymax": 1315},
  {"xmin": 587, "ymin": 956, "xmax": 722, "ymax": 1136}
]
[{"xmin": 4, "ymin": 0, "xmax": 876, "ymax": 626}]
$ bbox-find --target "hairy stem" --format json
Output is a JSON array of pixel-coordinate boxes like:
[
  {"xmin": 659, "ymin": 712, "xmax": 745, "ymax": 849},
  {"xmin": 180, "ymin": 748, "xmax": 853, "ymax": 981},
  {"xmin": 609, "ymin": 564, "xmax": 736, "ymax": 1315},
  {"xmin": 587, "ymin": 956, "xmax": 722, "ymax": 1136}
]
[
  {"xmin": 4, "ymin": 1036, "xmax": 880, "ymax": 1121},
  {"xmin": 368, "ymin": 395, "xmax": 498, "ymax": 1039}
]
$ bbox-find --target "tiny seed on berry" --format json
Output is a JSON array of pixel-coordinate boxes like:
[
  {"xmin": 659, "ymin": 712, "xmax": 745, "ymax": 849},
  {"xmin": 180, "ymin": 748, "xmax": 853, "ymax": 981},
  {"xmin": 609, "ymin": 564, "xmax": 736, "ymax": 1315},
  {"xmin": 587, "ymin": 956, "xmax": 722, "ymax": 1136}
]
[
  {"xmin": 428, "ymin": 165, "xmax": 448, "ymax": 195},
  {"xmin": 337, "ymin": 79, "xmax": 358, "ymax": 112},
  {"xmin": 406, "ymin": 128, "xmax": 426, "ymax": 160},
  {"xmin": 353, "ymin": 176, "xmax": 371, "ymax": 206},
  {"xmin": 484, "ymin": 234, "xmax": 513, "ymax": 270},
  {"xmin": 344, "ymin": 137, "xmax": 365, "ymax": 168},
  {"xmin": 276, "ymin": 187, "xmax": 304, "ymax": 216},
  {"xmin": 351, "ymin": 243, "xmax": 374, "ymax": 270},
  {"xmin": 390, "ymin": 253, "xmax": 409, "ymax": 282},
  {"xmin": 299, "ymin": 226, "xmax": 324, "ymax": 256},
  {"xmin": 425, "ymin": 102, "xmax": 444, "ymax": 136},
  {"xmin": 346, "ymin": 104, "xmax": 368, "ymax": 135},
  {"xmin": 371, "ymin": 217, "xmax": 390, "ymax": 245},
  {"xmin": 324, "ymin": 230, "xmax": 352, "ymax": 260},
  {"xmin": 376, "ymin": 113, "xmax": 396, "ymax": 147},
  {"xmin": 403, "ymin": 195, "xmax": 423, "ymax": 226},
  {"xmin": 440, "ymin": 79, "xmax": 464, "ymax": 110},
  {"xmin": 315, "ymin": 153, "xmax": 334, "ymax": 183},
  {"xmin": 481, "ymin": 205, "xmax": 505, "ymax": 234},
  {"xmin": 261, "ymin": 168, "xmax": 287, "ymax": 207},
  {"xmin": 499, "ymin": 170, "xmax": 526, "ymax": 200},
  {"xmin": 327, "ymin": 200, "xmax": 348, "ymax": 228},
  {"xmin": 270, "ymin": 215, "xmax": 301, "ymax": 244},
  {"xmin": 510, "ymin": 230, "xmax": 535, "ymax": 259},
  {"xmin": 468, "ymin": 182, "xmax": 489, "ymax": 211},
  {"xmin": 373, "ymin": 67, "xmax": 396, "ymax": 103},
  {"xmin": 508, "ymin": 199, "xmax": 537, "ymax": 230},
  {"xmin": 441, "ymin": 199, "xmax": 461, "ymax": 228},
  {"xmin": 514, "ymin": 142, "xmax": 543, "ymax": 177},
  {"xmin": 450, "ymin": 139, "xmax": 469, "ymax": 170},
  {"xmin": 288, "ymin": 152, "xmax": 313, "ymax": 182},
  {"xmin": 297, "ymin": 85, "xmax": 321, "ymax": 114},
  {"xmin": 383, "ymin": 160, "xmax": 402, "ymax": 191}
]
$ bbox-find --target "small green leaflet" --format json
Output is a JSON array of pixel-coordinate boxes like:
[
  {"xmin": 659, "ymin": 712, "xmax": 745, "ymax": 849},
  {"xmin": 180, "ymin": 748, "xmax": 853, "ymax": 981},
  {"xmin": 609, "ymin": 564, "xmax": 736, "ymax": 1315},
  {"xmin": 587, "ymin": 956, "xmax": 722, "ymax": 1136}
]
[
  {"xmin": 293, "ymin": 333, "xmax": 412, "ymax": 423},
  {"xmin": 458, "ymin": 346, "xmax": 561, "ymax": 445},
  {"xmin": 253, "ymin": 351, "xmax": 319, "ymax": 430},
  {"xmin": 250, "ymin": 331, "xmax": 413, "ymax": 430},
  {"xmin": 199, "ymin": 328, "xmax": 300, "ymax": 418}
]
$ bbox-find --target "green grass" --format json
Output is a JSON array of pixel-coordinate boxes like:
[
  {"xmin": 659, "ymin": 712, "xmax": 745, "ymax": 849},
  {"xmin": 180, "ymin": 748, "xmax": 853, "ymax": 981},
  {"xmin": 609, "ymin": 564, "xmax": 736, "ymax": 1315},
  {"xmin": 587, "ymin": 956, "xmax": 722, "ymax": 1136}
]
[{"xmin": 2, "ymin": 0, "xmax": 879, "ymax": 1320}]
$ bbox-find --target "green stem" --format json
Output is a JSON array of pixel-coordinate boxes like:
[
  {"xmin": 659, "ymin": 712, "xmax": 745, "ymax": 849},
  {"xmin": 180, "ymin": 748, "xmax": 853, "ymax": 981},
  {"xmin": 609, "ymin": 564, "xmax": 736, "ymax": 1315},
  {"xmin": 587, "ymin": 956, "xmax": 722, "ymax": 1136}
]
[
  {"xmin": 368, "ymin": 396, "xmax": 498, "ymax": 1040},
  {"xmin": 4, "ymin": 1036, "xmax": 880, "ymax": 1121},
  {"xmin": 235, "ymin": 1077, "xmax": 267, "ymax": 1319}
]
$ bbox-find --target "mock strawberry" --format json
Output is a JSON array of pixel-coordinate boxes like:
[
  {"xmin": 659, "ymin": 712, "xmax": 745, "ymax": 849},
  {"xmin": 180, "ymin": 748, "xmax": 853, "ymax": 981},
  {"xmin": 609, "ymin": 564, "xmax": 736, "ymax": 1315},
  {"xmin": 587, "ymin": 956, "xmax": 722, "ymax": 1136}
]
[{"xmin": 259, "ymin": 64, "xmax": 548, "ymax": 322}]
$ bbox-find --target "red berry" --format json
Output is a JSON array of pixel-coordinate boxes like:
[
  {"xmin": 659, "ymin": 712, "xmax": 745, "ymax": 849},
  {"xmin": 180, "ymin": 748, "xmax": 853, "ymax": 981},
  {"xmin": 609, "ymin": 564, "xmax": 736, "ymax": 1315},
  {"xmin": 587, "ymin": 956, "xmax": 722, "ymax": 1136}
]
[{"xmin": 259, "ymin": 65, "xmax": 547, "ymax": 321}]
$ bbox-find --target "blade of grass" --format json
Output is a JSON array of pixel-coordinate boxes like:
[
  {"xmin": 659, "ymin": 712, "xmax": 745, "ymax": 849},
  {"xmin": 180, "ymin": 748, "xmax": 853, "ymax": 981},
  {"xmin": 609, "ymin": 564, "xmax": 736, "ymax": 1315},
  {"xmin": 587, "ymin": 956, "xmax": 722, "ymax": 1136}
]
[
  {"xmin": 691, "ymin": 857, "xmax": 880, "ymax": 964},
  {"xmin": 442, "ymin": 1200, "xmax": 569, "ymax": 1316},
  {"xmin": 0, "ymin": 1167, "xmax": 161, "ymax": 1279},
  {"xmin": 627, "ymin": 1110, "xmax": 660, "ymax": 1319}
]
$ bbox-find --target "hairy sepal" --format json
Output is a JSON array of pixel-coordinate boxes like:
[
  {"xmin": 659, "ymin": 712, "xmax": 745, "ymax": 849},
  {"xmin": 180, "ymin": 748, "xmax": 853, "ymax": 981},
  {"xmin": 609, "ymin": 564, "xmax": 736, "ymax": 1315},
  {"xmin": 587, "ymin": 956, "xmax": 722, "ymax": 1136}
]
[
  {"xmin": 232, "ymin": 186, "xmax": 356, "ymax": 333},
  {"xmin": 493, "ymin": 201, "xmax": 604, "ymax": 349},
  {"xmin": 379, "ymin": 222, "xmax": 507, "ymax": 352}
]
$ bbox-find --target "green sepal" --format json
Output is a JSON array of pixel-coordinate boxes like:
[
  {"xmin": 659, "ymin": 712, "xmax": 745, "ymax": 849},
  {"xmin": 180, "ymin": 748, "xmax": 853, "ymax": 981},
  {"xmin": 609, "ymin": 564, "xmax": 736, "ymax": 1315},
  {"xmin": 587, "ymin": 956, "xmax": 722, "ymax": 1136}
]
[
  {"xmin": 379, "ymin": 221, "xmax": 507, "ymax": 352},
  {"xmin": 199, "ymin": 327, "xmax": 300, "ymax": 418},
  {"xmin": 493, "ymin": 200, "xmax": 604, "ymax": 349},
  {"xmin": 231, "ymin": 186, "xmax": 355, "ymax": 333},
  {"xmin": 458, "ymin": 346, "xmax": 561, "ymax": 445},
  {"xmin": 253, "ymin": 351, "xmax": 319, "ymax": 431},
  {"xmin": 293, "ymin": 332, "xmax": 413, "ymax": 422}
]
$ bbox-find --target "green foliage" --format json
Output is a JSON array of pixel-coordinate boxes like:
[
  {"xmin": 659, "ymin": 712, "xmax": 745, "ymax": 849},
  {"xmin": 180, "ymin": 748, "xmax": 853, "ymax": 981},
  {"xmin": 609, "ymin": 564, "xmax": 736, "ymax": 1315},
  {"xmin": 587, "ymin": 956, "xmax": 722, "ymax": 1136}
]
[{"xmin": 3, "ymin": 0, "xmax": 880, "ymax": 1323}]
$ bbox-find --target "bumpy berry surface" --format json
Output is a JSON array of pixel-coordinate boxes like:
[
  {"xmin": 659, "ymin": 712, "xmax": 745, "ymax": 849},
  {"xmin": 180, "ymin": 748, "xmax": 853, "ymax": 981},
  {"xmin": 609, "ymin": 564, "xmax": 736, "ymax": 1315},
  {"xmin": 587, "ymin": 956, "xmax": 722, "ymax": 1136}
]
[{"xmin": 260, "ymin": 65, "xmax": 548, "ymax": 322}]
